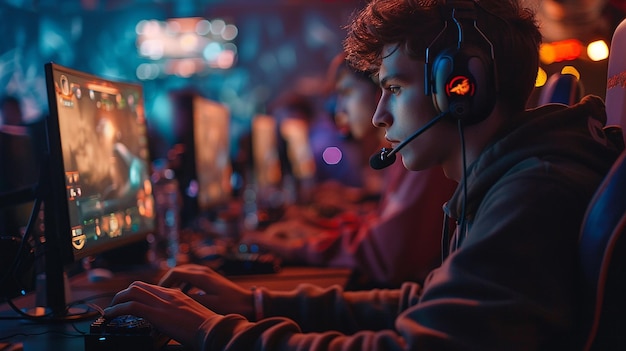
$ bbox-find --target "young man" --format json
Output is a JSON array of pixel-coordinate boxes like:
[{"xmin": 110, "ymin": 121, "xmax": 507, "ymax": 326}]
[
  {"xmin": 246, "ymin": 54, "xmax": 456, "ymax": 289},
  {"xmin": 104, "ymin": 0, "xmax": 624, "ymax": 349}
]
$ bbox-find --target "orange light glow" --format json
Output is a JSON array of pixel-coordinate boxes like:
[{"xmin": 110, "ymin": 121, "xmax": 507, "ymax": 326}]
[
  {"xmin": 535, "ymin": 67, "xmax": 548, "ymax": 87},
  {"xmin": 540, "ymin": 39, "xmax": 583, "ymax": 64},
  {"xmin": 561, "ymin": 66, "xmax": 580, "ymax": 80}
]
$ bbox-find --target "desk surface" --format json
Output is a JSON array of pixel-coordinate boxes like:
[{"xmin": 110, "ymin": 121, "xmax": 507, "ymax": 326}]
[{"xmin": 0, "ymin": 266, "xmax": 350, "ymax": 351}]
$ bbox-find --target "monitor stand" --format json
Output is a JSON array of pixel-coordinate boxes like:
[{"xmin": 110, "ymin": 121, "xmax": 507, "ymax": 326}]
[
  {"xmin": 5, "ymin": 155, "xmax": 100, "ymax": 323},
  {"xmin": 39, "ymin": 158, "xmax": 100, "ymax": 323}
]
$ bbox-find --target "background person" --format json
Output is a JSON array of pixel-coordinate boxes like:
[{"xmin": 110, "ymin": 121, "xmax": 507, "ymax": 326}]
[{"xmin": 245, "ymin": 53, "xmax": 456, "ymax": 289}]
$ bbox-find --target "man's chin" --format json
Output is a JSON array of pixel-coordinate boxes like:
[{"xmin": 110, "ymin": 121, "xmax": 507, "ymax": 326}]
[
  {"xmin": 401, "ymin": 155, "xmax": 431, "ymax": 172},
  {"xmin": 400, "ymin": 156, "xmax": 416, "ymax": 171}
]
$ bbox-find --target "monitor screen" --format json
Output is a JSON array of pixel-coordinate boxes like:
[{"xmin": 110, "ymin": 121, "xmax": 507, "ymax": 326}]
[
  {"xmin": 251, "ymin": 113, "xmax": 315, "ymax": 210},
  {"xmin": 251, "ymin": 114, "xmax": 282, "ymax": 192},
  {"xmin": 44, "ymin": 63, "xmax": 156, "ymax": 262},
  {"xmin": 192, "ymin": 95, "xmax": 232, "ymax": 212},
  {"xmin": 278, "ymin": 117, "xmax": 315, "ymax": 181}
]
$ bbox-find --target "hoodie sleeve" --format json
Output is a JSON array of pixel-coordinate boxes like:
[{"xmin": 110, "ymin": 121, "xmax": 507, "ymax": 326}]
[{"xmin": 195, "ymin": 282, "xmax": 422, "ymax": 351}]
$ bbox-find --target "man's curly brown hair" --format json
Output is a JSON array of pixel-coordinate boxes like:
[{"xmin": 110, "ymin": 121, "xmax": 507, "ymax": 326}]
[{"xmin": 343, "ymin": 0, "xmax": 542, "ymax": 111}]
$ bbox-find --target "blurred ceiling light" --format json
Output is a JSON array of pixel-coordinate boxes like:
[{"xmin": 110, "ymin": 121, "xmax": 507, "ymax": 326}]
[
  {"xmin": 196, "ymin": 19, "xmax": 211, "ymax": 36},
  {"xmin": 210, "ymin": 19, "xmax": 225, "ymax": 36},
  {"xmin": 561, "ymin": 65, "xmax": 581, "ymax": 80},
  {"xmin": 587, "ymin": 39, "xmax": 609, "ymax": 61},
  {"xmin": 179, "ymin": 32, "xmax": 199, "ymax": 53},
  {"xmin": 540, "ymin": 39, "xmax": 582, "ymax": 64},
  {"xmin": 167, "ymin": 20, "xmax": 181, "ymax": 34},
  {"xmin": 216, "ymin": 51, "xmax": 236, "ymax": 69},
  {"xmin": 203, "ymin": 42, "xmax": 222, "ymax": 61},
  {"xmin": 136, "ymin": 63, "xmax": 160, "ymax": 80},
  {"xmin": 136, "ymin": 17, "xmax": 238, "ymax": 79},
  {"xmin": 535, "ymin": 67, "xmax": 548, "ymax": 87},
  {"xmin": 322, "ymin": 146, "xmax": 342, "ymax": 165},
  {"xmin": 222, "ymin": 24, "xmax": 239, "ymax": 41},
  {"xmin": 539, "ymin": 43, "xmax": 557, "ymax": 65},
  {"xmin": 138, "ymin": 39, "xmax": 164, "ymax": 60},
  {"xmin": 540, "ymin": 38, "xmax": 610, "ymax": 64}
]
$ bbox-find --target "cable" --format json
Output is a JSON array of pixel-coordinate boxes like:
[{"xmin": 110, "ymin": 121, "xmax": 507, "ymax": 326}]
[
  {"xmin": 0, "ymin": 329, "xmax": 84, "ymax": 342},
  {"xmin": 0, "ymin": 290, "xmax": 113, "ymax": 322},
  {"xmin": 0, "ymin": 189, "xmax": 42, "ymax": 300},
  {"xmin": 455, "ymin": 119, "xmax": 469, "ymax": 251},
  {"xmin": 3, "ymin": 295, "xmax": 102, "ymax": 323}
]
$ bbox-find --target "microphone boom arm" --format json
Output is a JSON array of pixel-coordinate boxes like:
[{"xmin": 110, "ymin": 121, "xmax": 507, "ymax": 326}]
[{"xmin": 369, "ymin": 111, "xmax": 448, "ymax": 170}]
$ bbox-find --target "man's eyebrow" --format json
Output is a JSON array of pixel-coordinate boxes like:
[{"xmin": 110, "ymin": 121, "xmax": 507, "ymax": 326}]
[{"xmin": 379, "ymin": 73, "xmax": 404, "ymax": 87}]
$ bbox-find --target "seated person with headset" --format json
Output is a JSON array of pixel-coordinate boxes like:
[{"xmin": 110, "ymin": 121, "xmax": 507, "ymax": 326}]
[{"xmin": 104, "ymin": 1, "xmax": 624, "ymax": 349}]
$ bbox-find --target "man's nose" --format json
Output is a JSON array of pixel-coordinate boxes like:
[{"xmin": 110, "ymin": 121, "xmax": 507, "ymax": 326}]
[{"xmin": 372, "ymin": 97, "xmax": 391, "ymax": 128}]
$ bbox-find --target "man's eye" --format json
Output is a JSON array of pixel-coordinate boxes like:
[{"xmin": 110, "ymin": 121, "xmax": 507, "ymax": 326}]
[{"xmin": 388, "ymin": 86, "xmax": 401, "ymax": 94}]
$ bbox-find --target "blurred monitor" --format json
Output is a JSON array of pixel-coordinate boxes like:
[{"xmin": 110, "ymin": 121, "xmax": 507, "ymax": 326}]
[
  {"xmin": 251, "ymin": 114, "xmax": 316, "ymax": 186},
  {"xmin": 192, "ymin": 96, "xmax": 232, "ymax": 213},
  {"xmin": 251, "ymin": 114, "xmax": 282, "ymax": 192},
  {"xmin": 249, "ymin": 114, "xmax": 285, "ymax": 225},
  {"xmin": 278, "ymin": 117, "xmax": 316, "ymax": 182},
  {"xmin": 41, "ymin": 62, "xmax": 156, "ymax": 319},
  {"xmin": 171, "ymin": 92, "xmax": 232, "ymax": 223}
]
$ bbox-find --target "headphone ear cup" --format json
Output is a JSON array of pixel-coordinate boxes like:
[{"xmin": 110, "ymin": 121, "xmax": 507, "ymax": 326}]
[
  {"xmin": 431, "ymin": 48, "xmax": 455, "ymax": 116},
  {"xmin": 430, "ymin": 45, "xmax": 496, "ymax": 125}
]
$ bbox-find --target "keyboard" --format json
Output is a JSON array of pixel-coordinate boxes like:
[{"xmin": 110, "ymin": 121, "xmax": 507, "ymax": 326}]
[
  {"xmin": 189, "ymin": 239, "xmax": 282, "ymax": 276},
  {"xmin": 219, "ymin": 251, "xmax": 282, "ymax": 275},
  {"xmin": 85, "ymin": 315, "xmax": 171, "ymax": 351}
]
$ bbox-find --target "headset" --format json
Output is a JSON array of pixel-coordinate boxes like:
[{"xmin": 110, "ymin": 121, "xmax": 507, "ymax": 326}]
[
  {"xmin": 425, "ymin": 0, "xmax": 498, "ymax": 126},
  {"xmin": 425, "ymin": 1, "xmax": 499, "ymax": 258}
]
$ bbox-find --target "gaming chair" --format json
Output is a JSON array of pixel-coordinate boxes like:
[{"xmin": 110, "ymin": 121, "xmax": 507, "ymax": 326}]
[
  {"xmin": 579, "ymin": 148, "xmax": 626, "ymax": 351},
  {"xmin": 538, "ymin": 72, "xmax": 584, "ymax": 106}
]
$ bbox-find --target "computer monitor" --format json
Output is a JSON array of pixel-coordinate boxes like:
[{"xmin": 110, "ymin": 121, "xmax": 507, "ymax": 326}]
[
  {"xmin": 191, "ymin": 96, "xmax": 232, "ymax": 214},
  {"xmin": 249, "ymin": 114, "xmax": 297, "ymax": 227},
  {"xmin": 251, "ymin": 114, "xmax": 282, "ymax": 193},
  {"xmin": 41, "ymin": 62, "xmax": 156, "ymax": 320},
  {"xmin": 170, "ymin": 91, "xmax": 232, "ymax": 224},
  {"xmin": 278, "ymin": 116, "xmax": 316, "ymax": 182},
  {"xmin": 251, "ymin": 113, "xmax": 315, "ymax": 211}
]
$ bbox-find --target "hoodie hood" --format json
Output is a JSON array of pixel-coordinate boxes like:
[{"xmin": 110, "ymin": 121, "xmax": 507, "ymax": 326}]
[{"xmin": 446, "ymin": 95, "xmax": 624, "ymax": 221}]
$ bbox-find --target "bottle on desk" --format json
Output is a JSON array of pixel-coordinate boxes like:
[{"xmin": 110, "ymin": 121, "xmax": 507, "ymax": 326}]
[{"xmin": 149, "ymin": 160, "xmax": 182, "ymax": 269}]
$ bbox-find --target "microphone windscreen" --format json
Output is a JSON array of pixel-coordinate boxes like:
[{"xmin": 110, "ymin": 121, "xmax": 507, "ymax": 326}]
[{"xmin": 369, "ymin": 150, "xmax": 396, "ymax": 170}]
